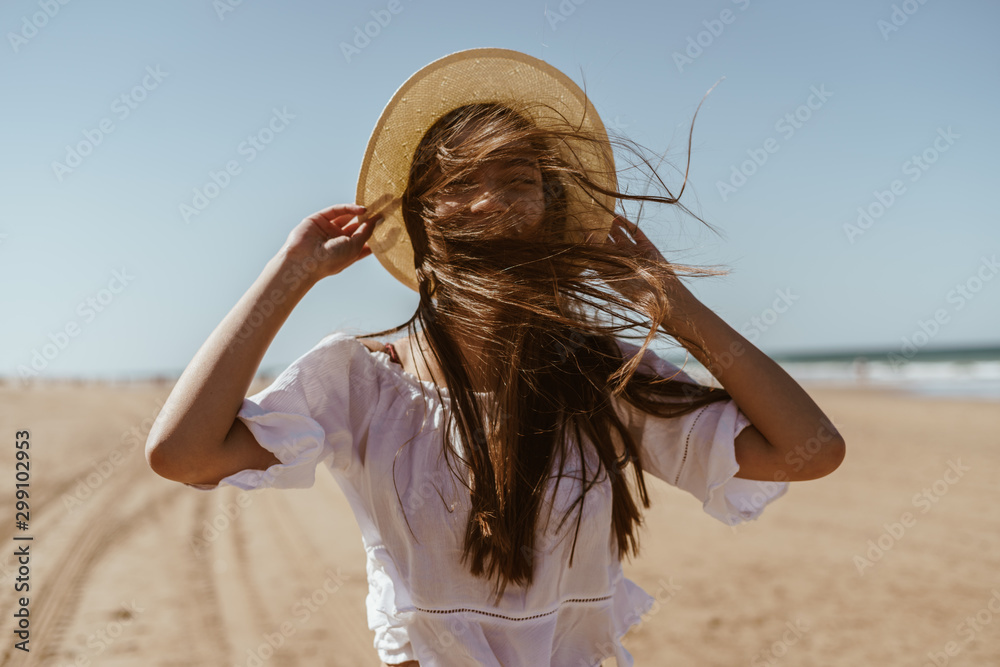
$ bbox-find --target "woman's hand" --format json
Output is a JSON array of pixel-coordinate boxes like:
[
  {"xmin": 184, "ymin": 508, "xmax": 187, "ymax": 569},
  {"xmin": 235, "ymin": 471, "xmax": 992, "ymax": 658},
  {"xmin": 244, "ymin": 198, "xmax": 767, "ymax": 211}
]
[
  {"xmin": 606, "ymin": 214, "xmax": 668, "ymax": 261},
  {"xmin": 279, "ymin": 203, "xmax": 383, "ymax": 282},
  {"xmin": 590, "ymin": 215, "xmax": 678, "ymax": 301}
]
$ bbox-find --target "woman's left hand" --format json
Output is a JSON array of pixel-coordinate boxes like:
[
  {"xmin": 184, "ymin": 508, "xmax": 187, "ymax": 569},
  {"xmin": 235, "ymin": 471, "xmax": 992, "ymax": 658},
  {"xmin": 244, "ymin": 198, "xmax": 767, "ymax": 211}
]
[
  {"xmin": 588, "ymin": 215, "xmax": 677, "ymax": 300},
  {"xmin": 606, "ymin": 215, "xmax": 666, "ymax": 262}
]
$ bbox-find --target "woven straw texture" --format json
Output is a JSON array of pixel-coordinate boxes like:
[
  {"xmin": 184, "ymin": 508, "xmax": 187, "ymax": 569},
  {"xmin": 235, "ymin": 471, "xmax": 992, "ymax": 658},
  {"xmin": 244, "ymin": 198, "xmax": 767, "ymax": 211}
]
[{"xmin": 356, "ymin": 48, "xmax": 617, "ymax": 293}]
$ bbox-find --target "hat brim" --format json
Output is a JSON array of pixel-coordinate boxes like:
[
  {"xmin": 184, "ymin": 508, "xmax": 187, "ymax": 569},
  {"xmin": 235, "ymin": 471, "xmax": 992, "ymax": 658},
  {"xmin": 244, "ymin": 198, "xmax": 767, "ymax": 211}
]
[{"xmin": 356, "ymin": 47, "xmax": 617, "ymax": 293}]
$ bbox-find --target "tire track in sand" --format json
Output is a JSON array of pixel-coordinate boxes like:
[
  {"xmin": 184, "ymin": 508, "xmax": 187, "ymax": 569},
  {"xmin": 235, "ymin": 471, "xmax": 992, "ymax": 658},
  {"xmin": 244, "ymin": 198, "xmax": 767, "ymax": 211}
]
[
  {"xmin": 184, "ymin": 492, "xmax": 237, "ymax": 666},
  {"xmin": 0, "ymin": 472, "xmax": 179, "ymax": 666},
  {"xmin": 263, "ymin": 491, "xmax": 376, "ymax": 664}
]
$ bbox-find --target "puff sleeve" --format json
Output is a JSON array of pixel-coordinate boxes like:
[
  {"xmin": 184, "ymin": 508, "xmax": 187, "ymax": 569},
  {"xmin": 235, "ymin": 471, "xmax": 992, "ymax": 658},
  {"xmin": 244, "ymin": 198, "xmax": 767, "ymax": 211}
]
[
  {"xmin": 614, "ymin": 340, "xmax": 789, "ymax": 525},
  {"xmin": 185, "ymin": 332, "xmax": 380, "ymax": 492}
]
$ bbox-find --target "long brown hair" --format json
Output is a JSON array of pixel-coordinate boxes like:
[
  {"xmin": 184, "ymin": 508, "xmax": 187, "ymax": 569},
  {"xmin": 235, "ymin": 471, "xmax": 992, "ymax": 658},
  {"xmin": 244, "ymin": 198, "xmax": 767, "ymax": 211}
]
[{"xmin": 357, "ymin": 97, "xmax": 734, "ymax": 604}]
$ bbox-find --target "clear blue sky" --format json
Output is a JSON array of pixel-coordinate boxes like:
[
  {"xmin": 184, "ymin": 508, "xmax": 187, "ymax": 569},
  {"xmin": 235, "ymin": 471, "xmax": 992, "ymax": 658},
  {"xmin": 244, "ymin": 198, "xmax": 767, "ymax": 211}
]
[{"xmin": 2, "ymin": 0, "xmax": 997, "ymax": 380}]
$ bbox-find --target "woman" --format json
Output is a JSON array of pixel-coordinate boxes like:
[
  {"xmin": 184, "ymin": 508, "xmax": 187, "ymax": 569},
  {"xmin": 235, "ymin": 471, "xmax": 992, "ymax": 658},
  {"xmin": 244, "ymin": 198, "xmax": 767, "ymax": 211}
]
[{"xmin": 145, "ymin": 49, "xmax": 844, "ymax": 667}]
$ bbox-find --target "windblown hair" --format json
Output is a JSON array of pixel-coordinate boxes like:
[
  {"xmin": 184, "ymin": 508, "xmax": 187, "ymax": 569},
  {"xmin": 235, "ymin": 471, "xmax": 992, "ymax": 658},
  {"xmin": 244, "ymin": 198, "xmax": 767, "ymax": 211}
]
[{"xmin": 358, "ymin": 95, "xmax": 735, "ymax": 604}]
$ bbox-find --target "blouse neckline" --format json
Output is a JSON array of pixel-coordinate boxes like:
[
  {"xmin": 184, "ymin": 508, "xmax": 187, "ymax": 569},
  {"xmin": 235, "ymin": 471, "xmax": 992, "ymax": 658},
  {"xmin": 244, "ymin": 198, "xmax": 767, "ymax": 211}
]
[{"xmin": 360, "ymin": 338, "xmax": 491, "ymax": 398}]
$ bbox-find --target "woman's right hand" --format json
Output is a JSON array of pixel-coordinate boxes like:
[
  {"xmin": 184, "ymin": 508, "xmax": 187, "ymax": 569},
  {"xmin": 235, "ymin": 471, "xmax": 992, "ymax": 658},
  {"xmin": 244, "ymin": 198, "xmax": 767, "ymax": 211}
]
[{"xmin": 279, "ymin": 203, "xmax": 383, "ymax": 282}]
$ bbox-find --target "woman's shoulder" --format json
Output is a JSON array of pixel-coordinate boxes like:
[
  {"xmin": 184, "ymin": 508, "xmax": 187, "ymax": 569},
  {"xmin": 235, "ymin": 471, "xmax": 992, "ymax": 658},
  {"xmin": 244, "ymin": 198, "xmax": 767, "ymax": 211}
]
[
  {"xmin": 309, "ymin": 331, "xmax": 390, "ymax": 356},
  {"xmin": 280, "ymin": 332, "xmax": 394, "ymax": 387},
  {"xmin": 335, "ymin": 332, "xmax": 450, "ymax": 398},
  {"xmin": 357, "ymin": 335, "xmax": 407, "ymax": 371},
  {"xmin": 358, "ymin": 337, "xmax": 387, "ymax": 355}
]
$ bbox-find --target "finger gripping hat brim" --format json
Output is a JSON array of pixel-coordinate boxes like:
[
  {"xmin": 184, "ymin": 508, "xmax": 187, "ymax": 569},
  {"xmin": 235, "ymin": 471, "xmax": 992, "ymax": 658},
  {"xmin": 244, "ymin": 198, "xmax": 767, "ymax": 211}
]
[{"xmin": 356, "ymin": 47, "xmax": 617, "ymax": 293}]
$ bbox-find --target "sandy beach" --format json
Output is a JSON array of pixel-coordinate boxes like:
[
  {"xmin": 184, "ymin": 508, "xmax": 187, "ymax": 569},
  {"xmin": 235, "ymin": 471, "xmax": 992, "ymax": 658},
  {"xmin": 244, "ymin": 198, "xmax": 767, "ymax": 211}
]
[{"xmin": 0, "ymin": 380, "xmax": 997, "ymax": 667}]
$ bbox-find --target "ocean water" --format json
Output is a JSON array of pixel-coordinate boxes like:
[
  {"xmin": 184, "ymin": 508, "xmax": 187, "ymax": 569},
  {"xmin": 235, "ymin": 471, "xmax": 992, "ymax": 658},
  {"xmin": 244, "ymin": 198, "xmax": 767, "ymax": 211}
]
[
  {"xmin": 661, "ymin": 344, "xmax": 1000, "ymax": 402},
  {"xmin": 780, "ymin": 359, "xmax": 1000, "ymax": 401},
  {"xmin": 774, "ymin": 345, "xmax": 1000, "ymax": 402}
]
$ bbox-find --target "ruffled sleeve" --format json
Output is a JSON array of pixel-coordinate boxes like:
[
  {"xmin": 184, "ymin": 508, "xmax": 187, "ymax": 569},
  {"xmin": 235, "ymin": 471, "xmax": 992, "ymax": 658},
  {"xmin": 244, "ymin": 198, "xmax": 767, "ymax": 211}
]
[
  {"xmin": 614, "ymin": 340, "xmax": 789, "ymax": 526},
  {"xmin": 185, "ymin": 332, "xmax": 381, "ymax": 492}
]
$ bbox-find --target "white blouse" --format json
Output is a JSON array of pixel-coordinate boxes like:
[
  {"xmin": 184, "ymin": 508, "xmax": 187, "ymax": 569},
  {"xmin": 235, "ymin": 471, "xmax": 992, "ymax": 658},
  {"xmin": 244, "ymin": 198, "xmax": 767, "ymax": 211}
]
[{"xmin": 186, "ymin": 332, "xmax": 788, "ymax": 666}]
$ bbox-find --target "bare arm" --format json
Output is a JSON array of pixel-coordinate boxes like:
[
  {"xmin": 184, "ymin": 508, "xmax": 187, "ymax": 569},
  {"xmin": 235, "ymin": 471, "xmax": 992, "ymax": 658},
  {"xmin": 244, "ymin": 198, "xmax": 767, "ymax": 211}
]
[
  {"xmin": 603, "ymin": 216, "xmax": 846, "ymax": 482},
  {"xmin": 145, "ymin": 203, "xmax": 382, "ymax": 486},
  {"xmin": 658, "ymin": 280, "xmax": 844, "ymax": 482}
]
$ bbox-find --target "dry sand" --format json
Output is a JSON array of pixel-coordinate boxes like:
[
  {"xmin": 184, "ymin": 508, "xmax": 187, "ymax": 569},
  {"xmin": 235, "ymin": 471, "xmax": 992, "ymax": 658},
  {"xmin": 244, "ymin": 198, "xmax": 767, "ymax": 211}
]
[{"xmin": 0, "ymin": 381, "xmax": 998, "ymax": 666}]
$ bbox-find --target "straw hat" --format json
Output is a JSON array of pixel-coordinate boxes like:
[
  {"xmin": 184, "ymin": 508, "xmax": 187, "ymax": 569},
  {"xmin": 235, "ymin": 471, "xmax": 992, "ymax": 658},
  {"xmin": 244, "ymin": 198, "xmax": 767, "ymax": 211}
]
[{"xmin": 356, "ymin": 47, "xmax": 618, "ymax": 293}]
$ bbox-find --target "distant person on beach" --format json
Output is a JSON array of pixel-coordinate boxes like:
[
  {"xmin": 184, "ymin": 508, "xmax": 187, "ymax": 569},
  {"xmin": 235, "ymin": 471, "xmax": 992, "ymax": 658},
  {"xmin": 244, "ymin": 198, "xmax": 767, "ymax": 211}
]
[
  {"xmin": 853, "ymin": 356, "xmax": 871, "ymax": 384},
  {"xmin": 145, "ymin": 49, "xmax": 845, "ymax": 667}
]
